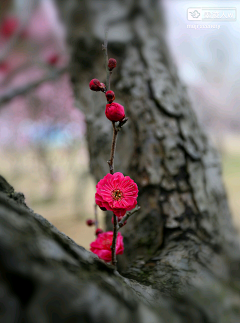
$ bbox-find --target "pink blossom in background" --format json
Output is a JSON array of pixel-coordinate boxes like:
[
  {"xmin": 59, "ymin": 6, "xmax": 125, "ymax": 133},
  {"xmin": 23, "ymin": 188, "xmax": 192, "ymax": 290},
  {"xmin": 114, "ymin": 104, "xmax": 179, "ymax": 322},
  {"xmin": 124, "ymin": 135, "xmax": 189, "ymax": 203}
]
[
  {"xmin": 95, "ymin": 172, "xmax": 138, "ymax": 217},
  {"xmin": 90, "ymin": 231, "xmax": 124, "ymax": 262},
  {"xmin": 0, "ymin": 16, "xmax": 19, "ymax": 39},
  {"xmin": 0, "ymin": 1, "xmax": 84, "ymax": 149}
]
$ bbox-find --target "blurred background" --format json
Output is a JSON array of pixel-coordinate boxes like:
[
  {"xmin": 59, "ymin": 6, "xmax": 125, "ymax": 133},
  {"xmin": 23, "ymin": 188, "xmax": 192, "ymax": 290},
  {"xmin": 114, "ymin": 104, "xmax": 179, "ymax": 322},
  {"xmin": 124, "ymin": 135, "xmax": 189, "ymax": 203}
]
[{"xmin": 0, "ymin": 0, "xmax": 239, "ymax": 249}]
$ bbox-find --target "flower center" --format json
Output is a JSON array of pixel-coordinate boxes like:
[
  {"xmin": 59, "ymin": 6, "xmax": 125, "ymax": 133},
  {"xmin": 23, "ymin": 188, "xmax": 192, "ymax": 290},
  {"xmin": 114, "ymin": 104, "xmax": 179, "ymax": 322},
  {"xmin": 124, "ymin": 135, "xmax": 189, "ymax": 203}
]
[
  {"xmin": 103, "ymin": 239, "xmax": 111, "ymax": 249},
  {"xmin": 112, "ymin": 189, "xmax": 123, "ymax": 200}
]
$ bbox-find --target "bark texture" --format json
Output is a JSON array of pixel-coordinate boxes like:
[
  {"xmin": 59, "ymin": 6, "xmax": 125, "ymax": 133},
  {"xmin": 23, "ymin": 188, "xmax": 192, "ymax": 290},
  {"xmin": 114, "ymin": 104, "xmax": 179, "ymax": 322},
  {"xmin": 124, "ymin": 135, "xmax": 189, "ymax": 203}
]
[{"xmin": 1, "ymin": 0, "xmax": 240, "ymax": 322}]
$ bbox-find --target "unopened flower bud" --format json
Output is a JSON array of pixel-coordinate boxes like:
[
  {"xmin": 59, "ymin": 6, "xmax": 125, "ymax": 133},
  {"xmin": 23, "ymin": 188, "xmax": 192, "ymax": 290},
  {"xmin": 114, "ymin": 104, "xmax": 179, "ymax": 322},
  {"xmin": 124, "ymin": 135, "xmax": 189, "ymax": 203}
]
[
  {"xmin": 108, "ymin": 58, "xmax": 117, "ymax": 71},
  {"xmin": 96, "ymin": 228, "xmax": 103, "ymax": 235},
  {"xmin": 105, "ymin": 90, "xmax": 115, "ymax": 103},
  {"xmin": 105, "ymin": 102, "xmax": 125, "ymax": 122},
  {"xmin": 86, "ymin": 219, "xmax": 95, "ymax": 226},
  {"xmin": 89, "ymin": 79, "xmax": 102, "ymax": 91}
]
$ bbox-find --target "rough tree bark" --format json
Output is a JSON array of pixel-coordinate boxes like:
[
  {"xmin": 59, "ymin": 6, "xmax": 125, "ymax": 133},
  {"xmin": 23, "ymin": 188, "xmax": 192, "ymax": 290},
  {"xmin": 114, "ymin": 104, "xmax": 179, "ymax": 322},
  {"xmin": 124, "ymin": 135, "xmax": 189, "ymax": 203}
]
[{"xmin": 1, "ymin": 0, "xmax": 240, "ymax": 322}]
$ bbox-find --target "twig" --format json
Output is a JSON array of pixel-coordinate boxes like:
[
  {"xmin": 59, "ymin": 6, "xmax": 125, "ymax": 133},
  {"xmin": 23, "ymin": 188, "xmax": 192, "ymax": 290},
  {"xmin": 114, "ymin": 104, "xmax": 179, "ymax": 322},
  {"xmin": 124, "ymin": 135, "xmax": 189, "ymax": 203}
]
[
  {"xmin": 111, "ymin": 213, "xmax": 117, "ymax": 267},
  {"xmin": 0, "ymin": 67, "xmax": 67, "ymax": 107},
  {"xmin": 107, "ymin": 122, "xmax": 118, "ymax": 175},
  {"xmin": 108, "ymin": 71, "xmax": 112, "ymax": 90},
  {"xmin": 117, "ymin": 206, "xmax": 141, "ymax": 230},
  {"xmin": 116, "ymin": 118, "xmax": 129, "ymax": 132},
  {"xmin": 94, "ymin": 203, "xmax": 98, "ymax": 229},
  {"xmin": 102, "ymin": 28, "xmax": 110, "ymax": 92}
]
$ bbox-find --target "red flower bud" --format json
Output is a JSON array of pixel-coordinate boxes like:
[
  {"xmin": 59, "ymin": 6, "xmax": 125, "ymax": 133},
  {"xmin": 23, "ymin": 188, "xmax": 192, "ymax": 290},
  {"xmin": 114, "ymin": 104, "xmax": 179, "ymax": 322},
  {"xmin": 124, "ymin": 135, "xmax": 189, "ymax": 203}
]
[
  {"xmin": 105, "ymin": 90, "xmax": 115, "ymax": 103},
  {"xmin": 108, "ymin": 58, "xmax": 117, "ymax": 71},
  {"xmin": 95, "ymin": 228, "xmax": 103, "ymax": 235},
  {"xmin": 86, "ymin": 219, "xmax": 95, "ymax": 226},
  {"xmin": 89, "ymin": 79, "xmax": 102, "ymax": 91},
  {"xmin": 105, "ymin": 102, "xmax": 125, "ymax": 122}
]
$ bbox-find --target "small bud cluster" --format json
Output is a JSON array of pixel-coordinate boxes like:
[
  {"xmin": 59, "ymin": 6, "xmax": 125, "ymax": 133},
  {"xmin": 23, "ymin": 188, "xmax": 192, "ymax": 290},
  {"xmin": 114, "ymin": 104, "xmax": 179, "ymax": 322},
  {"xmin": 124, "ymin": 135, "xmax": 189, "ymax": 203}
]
[{"xmin": 89, "ymin": 58, "xmax": 126, "ymax": 122}]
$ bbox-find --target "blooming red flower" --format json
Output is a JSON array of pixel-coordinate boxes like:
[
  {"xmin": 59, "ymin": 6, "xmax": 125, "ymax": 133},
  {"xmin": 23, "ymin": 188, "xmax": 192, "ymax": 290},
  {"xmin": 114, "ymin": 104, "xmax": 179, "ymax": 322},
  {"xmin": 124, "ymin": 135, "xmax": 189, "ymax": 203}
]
[
  {"xmin": 105, "ymin": 102, "xmax": 125, "ymax": 122},
  {"xmin": 108, "ymin": 58, "xmax": 117, "ymax": 71},
  {"xmin": 95, "ymin": 172, "xmax": 138, "ymax": 217},
  {"xmin": 105, "ymin": 90, "xmax": 115, "ymax": 103},
  {"xmin": 90, "ymin": 231, "xmax": 124, "ymax": 262}
]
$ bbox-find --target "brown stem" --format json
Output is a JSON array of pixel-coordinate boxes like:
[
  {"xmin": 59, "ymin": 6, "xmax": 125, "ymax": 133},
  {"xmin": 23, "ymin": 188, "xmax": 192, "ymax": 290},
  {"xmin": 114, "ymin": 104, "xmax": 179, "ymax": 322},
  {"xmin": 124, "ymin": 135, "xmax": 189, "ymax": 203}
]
[
  {"xmin": 102, "ymin": 28, "xmax": 110, "ymax": 92},
  {"xmin": 117, "ymin": 206, "xmax": 141, "ymax": 230},
  {"xmin": 108, "ymin": 71, "xmax": 112, "ymax": 91},
  {"xmin": 111, "ymin": 213, "xmax": 117, "ymax": 268},
  {"xmin": 108, "ymin": 122, "xmax": 118, "ymax": 174},
  {"xmin": 94, "ymin": 203, "xmax": 98, "ymax": 230},
  {"xmin": 108, "ymin": 122, "xmax": 118, "ymax": 267}
]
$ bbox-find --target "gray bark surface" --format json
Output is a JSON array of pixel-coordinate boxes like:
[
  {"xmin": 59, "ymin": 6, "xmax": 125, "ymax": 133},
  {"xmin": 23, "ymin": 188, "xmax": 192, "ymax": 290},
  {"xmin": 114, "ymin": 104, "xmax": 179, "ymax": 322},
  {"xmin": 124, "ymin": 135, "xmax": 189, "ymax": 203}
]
[{"xmin": 0, "ymin": 0, "xmax": 240, "ymax": 322}]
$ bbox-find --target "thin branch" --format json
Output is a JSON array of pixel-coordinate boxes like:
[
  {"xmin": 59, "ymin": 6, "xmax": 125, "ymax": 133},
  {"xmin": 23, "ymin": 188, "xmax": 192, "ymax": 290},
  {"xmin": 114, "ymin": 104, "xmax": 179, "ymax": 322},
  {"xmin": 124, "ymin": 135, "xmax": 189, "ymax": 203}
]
[
  {"xmin": 108, "ymin": 122, "xmax": 118, "ymax": 268},
  {"xmin": 0, "ymin": 67, "xmax": 67, "ymax": 106},
  {"xmin": 111, "ymin": 213, "xmax": 117, "ymax": 267},
  {"xmin": 94, "ymin": 203, "xmax": 98, "ymax": 230},
  {"xmin": 107, "ymin": 122, "xmax": 118, "ymax": 174},
  {"xmin": 102, "ymin": 28, "xmax": 110, "ymax": 91},
  {"xmin": 117, "ymin": 206, "xmax": 141, "ymax": 230},
  {"xmin": 108, "ymin": 71, "xmax": 112, "ymax": 91},
  {"xmin": 116, "ymin": 118, "xmax": 129, "ymax": 132}
]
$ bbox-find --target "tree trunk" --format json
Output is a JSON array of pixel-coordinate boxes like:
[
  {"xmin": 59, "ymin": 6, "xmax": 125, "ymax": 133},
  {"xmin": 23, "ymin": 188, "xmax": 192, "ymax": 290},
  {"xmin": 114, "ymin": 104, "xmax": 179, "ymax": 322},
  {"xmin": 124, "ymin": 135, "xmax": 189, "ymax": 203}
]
[
  {"xmin": 1, "ymin": 0, "xmax": 240, "ymax": 322},
  {"xmin": 57, "ymin": 0, "xmax": 240, "ymax": 280}
]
